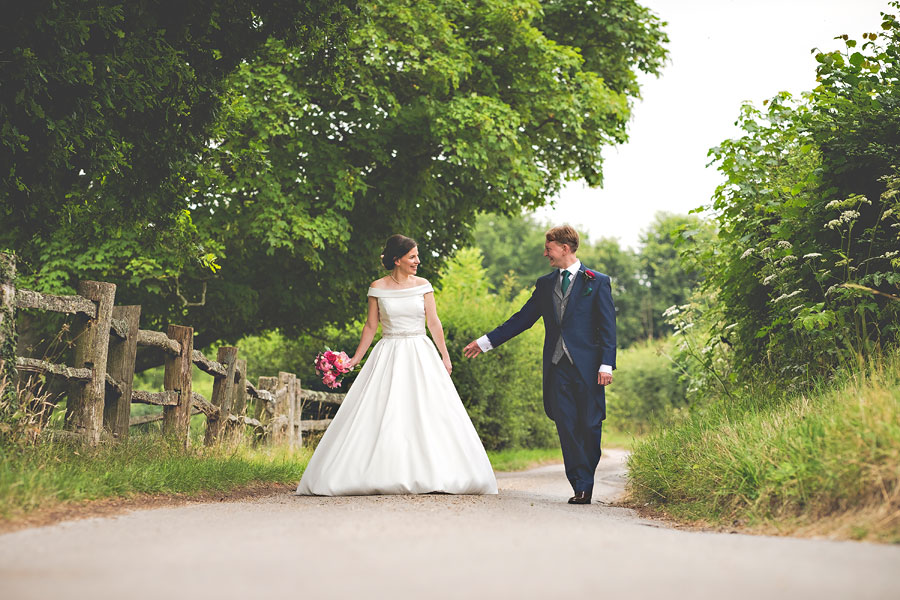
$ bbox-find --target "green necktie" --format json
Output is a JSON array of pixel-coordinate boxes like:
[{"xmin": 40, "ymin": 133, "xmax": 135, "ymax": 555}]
[{"xmin": 561, "ymin": 270, "xmax": 571, "ymax": 294}]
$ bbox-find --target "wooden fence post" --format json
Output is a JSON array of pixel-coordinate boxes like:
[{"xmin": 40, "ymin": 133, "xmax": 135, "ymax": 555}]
[
  {"xmin": 257, "ymin": 375, "xmax": 277, "ymax": 443},
  {"xmin": 67, "ymin": 281, "xmax": 116, "ymax": 445},
  {"xmin": 205, "ymin": 346, "xmax": 237, "ymax": 445},
  {"xmin": 162, "ymin": 325, "xmax": 193, "ymax": 446},
  {"xmin": 104, "ymin": 305, "xmax": 141, "ymax": 441},
  {"xmin": 291, "ymin": 374, "xmax": 302, "ymax": 447},
  {"xmin": 0, "ymin": 253, "xmax": 16, "ymax": 392},
  {"xmin": 226, "ymin": 358, "xmax": 248, "ymax": 444},
  {"xmin": 273, "ymin": 372, "xmax": 292, "ymax": 445}
]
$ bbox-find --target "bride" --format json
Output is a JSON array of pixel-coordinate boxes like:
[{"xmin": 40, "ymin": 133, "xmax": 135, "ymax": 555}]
[{"xmin": 296, "ymin": 234, "xmax": 498, "ymax": 496}]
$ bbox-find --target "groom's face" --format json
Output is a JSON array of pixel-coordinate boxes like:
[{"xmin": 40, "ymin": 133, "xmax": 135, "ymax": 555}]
[{"xmin": 543, "ymin": 241, "xmax": 569, "ymax": 269}]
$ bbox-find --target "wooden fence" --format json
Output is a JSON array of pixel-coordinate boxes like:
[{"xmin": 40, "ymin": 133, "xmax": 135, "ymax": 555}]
[{"xmin": 0, "ymin": 253, "xmax": 341, "ymax": 446}]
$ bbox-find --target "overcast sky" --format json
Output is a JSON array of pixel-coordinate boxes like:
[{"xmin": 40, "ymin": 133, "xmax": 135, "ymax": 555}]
[{"xmin": 533, "ymin": 0, "xmax": 895, "ymax": 248}]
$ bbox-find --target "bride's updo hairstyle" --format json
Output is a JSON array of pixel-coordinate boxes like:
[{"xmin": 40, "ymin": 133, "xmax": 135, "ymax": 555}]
[{"xmin": 381, "ymin": 234, "xmax": 417, "ymax": 270}]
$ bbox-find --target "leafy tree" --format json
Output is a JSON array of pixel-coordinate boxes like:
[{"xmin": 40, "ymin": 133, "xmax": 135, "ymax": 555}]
[
  {"xmin": 158, "ymin": 0, "xmax": 670, "ymax": 348},
  {"xmin": 4, "ymin": 0, "xmax": 669, "ymax": 355},
  {"xmin": 1, "ymin": 1, "xmax": 355, "ymax": 264},
  {"xmin": 0, "ymin": 0, "xmax": 357, "ymax": 357},
  {"xmin": 472, "ymin": 212, "xmax": 552, "ymax": 295},
  {"xmin": 632, "ymin": 213, "xmax": 709, "ymax": 340}
]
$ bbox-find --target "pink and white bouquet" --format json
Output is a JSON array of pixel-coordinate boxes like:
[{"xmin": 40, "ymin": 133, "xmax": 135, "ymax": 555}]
[{"xmin": 314, "ymin": 349, "xmax": 353, "ymax": 389}]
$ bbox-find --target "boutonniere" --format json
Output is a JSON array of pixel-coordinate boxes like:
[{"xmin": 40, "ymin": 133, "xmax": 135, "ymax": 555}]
[{"xmin": 581, "ymin": 269, "xmax": 596, "ymax": 296}]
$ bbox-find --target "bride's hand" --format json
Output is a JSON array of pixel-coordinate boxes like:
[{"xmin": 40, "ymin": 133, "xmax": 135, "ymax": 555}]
[
  {"xmin": 348, "ymin": 356, "xmax": 361, "ymax": 370},
  {"xmin": 442, "ymin": 356, "xmax": 452, "ymax": 375}
]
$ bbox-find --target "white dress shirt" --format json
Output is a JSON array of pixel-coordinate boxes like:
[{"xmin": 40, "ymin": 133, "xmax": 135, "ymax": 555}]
[{"xmin": 476, "ymin": 260, "xmax": 613, "ymax": 374}]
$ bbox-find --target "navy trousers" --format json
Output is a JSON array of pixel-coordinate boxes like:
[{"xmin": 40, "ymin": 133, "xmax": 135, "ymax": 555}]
[{"xmin": 550, "ymin": 356, "xmax": 603, "ymax": 494}]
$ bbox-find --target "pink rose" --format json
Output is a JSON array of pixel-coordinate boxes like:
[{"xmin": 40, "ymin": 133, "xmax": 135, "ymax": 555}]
[
  {"xmin": 322, "ymin": 371, "xmax": 338, "ymax": 387},
  {"xmin": 315, "ymin": 355, "xmax": 333, "ymax": 372},
  {"xmin": 333, "ymin": 352, "xmax": 352, "ymax": 373},
  {"xmin": 323, "ymin": 350, "xmax": 337, "ymax": 363}
]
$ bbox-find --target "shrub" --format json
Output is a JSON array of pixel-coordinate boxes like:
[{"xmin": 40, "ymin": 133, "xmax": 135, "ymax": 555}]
[{"xmin": 605, "ymin": 339, "xmax": 688, "ymax": 434}]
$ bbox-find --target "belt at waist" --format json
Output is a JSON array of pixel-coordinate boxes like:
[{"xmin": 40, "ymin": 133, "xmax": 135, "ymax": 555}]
[{"xmin": 382, "ymin": 331, "xmax": 427, "ymax": 338}]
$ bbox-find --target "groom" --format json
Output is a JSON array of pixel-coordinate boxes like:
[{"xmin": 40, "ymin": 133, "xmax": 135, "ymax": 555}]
[{"xmin": 464, "ymin": 225, "xmax": 616, "ymax": 504}]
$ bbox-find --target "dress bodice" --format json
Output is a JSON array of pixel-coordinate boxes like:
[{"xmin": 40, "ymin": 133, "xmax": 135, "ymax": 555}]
[{"xmin": 367, "ymin": 283, "xmax": 434, "ymax": 337}]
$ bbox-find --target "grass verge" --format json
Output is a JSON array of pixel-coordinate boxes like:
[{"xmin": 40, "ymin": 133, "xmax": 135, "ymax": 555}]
[
  {"xmin": 0, "ymin": 436, "xmax": 311, "ymax": 521},
  {"xmin": 627, "ymin": 350, "xmax": 900, "ymax": 543},
  {"xmin": 487, "ymin": 426, "xmax": 638, "ymax": 472}
]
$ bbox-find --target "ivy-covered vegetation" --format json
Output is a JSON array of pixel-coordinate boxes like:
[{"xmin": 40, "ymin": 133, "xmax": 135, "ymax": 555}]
[
  {"xmin": 629, "ymin": 3, "xmax": 900, "ymax": 541},
  {"xmin": 669, "ymin": 6, "xmax": 900, "ymax": 392}
]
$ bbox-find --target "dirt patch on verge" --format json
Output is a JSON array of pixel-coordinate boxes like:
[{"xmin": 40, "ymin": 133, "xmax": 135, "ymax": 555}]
[
  {"xmin": 0, "ymin": 481, "xmax": 295, "ymax": 534},
  {"xmin": 618, "ymin": 498, "xmax": 900, "ymax": 544}
]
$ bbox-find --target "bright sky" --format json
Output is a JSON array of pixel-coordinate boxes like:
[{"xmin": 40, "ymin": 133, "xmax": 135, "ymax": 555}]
[{"xmin": 534, "ymin": 0, "xmax": 895, "ymax": 249}]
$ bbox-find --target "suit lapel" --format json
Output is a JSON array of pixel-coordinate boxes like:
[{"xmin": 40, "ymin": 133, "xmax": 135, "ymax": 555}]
[
  {"xmin": 561, "ymin": 267, "xmax": 585, "ymax": 326},
  {"xmin": 544, "ymin": 272, "xmax": 561, "ymax": 326}
]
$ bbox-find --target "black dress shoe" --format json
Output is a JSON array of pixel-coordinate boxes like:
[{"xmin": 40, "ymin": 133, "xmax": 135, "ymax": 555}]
[{"xmin": 568, "ymin": 491, "xmax": 592, "ymax": 504}]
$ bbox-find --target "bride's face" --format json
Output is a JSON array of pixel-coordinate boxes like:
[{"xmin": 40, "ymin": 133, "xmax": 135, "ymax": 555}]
[{"xmin": 395, "ymin": 246, "xmax": 420, "ymax": 276}]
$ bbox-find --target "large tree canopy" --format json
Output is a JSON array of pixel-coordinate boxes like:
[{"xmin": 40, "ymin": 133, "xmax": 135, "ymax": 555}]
[
  {"xmin": 4, "ymin": 0, "xmax": 668, "ymax": 350},
  {"xmin": 1, "ymin": 0, "xmax": 356, "ymax": 288}
]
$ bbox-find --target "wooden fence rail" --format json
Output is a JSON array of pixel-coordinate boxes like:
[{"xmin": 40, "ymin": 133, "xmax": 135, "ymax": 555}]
[{"xmin": 0, "ymin": 252, "xmax": 341, "ymax": 447}]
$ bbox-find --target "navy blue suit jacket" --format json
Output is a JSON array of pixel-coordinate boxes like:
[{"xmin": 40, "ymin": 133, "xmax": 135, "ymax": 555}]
[{"xmin": 486, "ymin": 266, "xmax": 616, "ymax": 421}]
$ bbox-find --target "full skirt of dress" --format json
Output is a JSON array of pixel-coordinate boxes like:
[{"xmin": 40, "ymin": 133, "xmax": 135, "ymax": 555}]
[{"xmin": 295, "ymin": 335, "xmax": 498, "ymax": 496}]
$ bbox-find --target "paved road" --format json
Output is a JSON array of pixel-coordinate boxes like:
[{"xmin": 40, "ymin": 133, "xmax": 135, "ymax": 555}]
[{"xmin": 1, "ymin": 449, "xmax": 898, "ymax": 600}]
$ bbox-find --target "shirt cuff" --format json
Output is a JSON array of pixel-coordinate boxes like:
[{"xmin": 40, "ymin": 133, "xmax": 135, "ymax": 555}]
[
  {"xmin": 598, "ymin": 364, "xmax": 612, "ymax": 374},
  {"xmin": 476, "ymin": 335, "xmax": 493, "ymax": 353}
]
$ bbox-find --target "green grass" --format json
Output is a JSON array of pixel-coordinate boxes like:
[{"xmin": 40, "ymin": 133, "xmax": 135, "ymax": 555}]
[
  {"xmin": 628, "ymin": 349, "xmax": 900, "ymax": 543},
  {"xmin": 0, "ymin": 436, "xmax": 311, "ymax": 519},
  {"xmin": 488, "ymin": 447, "xmax": 563, "ymax": 471},
  {"xmin": 487, "ymin": 426, "xmax": 639, "ymax": 472}
]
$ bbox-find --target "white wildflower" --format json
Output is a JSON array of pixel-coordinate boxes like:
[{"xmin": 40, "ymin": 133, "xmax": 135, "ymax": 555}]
[
  {"xmin": 790, "ymin": 305, "xmax": 804, "ymax": 312},
  {"xmin": 840, "ymin": 210, "xmax": 860, "ymax": 222},
  {"xmin": 826, "ymin": 219, "xmax": 842, "ymax": 229},
  {"xmin": 803, "ymin": 252, "xmax": 823, "ymax": 259},
  {"xmin": 777, "ymin": 240, "xmax": 793, "ymax": 249},
  {"xmin": 773, "ymin": 289, "xmax": 804, "ymax": 302},
  {"xmin": 762, "ymin": 274, "xmax": 777, "ymax": 285},
  {"xmin": 724, "ymin": 323, "xmax": 738, "ymax": 330},
  {"xmin": 780, "ymin": 255, "xmax": 798, "ymax": 264},
  {"xmin": 740, "ymin": 248, "xmax": 754, "ymax": 259},
  {"xmin": 825, "ymin": 199, "xmax": 842, "ymax": 209},
  {"xmin": 662, "ymin": 305, "xmax": 680, "ymax": 317},
  {"xmin": 760, "ymin": 247, "xmax": 774, "ymax": 258}
]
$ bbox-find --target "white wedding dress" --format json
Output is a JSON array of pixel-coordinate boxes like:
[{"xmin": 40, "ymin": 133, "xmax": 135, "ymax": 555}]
[{"xmin": 296, "ymin": 283, "xmax": 498, "ymax": 496}]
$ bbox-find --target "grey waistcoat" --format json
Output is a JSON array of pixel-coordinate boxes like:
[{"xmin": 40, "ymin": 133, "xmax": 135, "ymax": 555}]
[{"xmin": 551, "ymin": 271, "xmax": 575, "ymax": 365}]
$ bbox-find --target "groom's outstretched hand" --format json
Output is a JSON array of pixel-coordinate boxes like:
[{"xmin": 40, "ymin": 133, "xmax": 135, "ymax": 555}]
[{"xmin": 463, "ymin": 340, "xmax": 483, "ymax": 359}]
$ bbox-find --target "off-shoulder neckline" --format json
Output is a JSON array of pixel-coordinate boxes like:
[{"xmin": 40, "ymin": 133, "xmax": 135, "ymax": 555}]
[
  {"xmin": 367, "ymin": 283, "xmax": 433, "ymax": 296},
  {"xmin": 369, "ymin": 283, "xmax": 431, "ymax": 291}
]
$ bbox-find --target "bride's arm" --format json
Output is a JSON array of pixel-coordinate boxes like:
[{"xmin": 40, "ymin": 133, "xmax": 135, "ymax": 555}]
[
  {"xmin": 424, "ymin": 292, "xmax": 452, "ymax": 375},
  {"xmin": 348, "ymin": 296, "xmax": 379, "ymax": 369}
]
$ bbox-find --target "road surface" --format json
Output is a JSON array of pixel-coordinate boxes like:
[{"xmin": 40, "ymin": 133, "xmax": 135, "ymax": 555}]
[{"xmin": 1, "ymin": 449, "xmax": 897, "ymax": 599}]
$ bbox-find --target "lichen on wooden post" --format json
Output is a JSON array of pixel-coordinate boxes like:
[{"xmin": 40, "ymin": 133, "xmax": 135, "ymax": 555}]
[
  {"xmin": 292, "ymin": 376, "xmax": 303, "ymax": 447},
  {"xmin": 162, "ymin": 325, "xmax": 193, "ymax": 447},
  {"xmin": 225, "ymin": 357, "xmax": 248, "ymax": 444},
  {"xmin": 257, "ymin": 375, "xmax": 277, "ymax": 442},
  {"xmin": 104, "ymin": 305, "xmax": 141, "ymax": 441},
  {"xmin": 66, "ymin": 281, "xmax": 116, "ymax": 445},
  {"xmin": 0, "ymin": 253, "xmax": 17, "ymax": 404},
  {"xmin": 204, "ymin": 346, "xmax": 238, "ymax": 446}
]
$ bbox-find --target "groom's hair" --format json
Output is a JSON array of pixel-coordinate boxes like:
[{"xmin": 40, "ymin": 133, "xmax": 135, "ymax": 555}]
[{"xmin": 546, "ymin": 225, "xmax": 579, "ymax": 253}]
